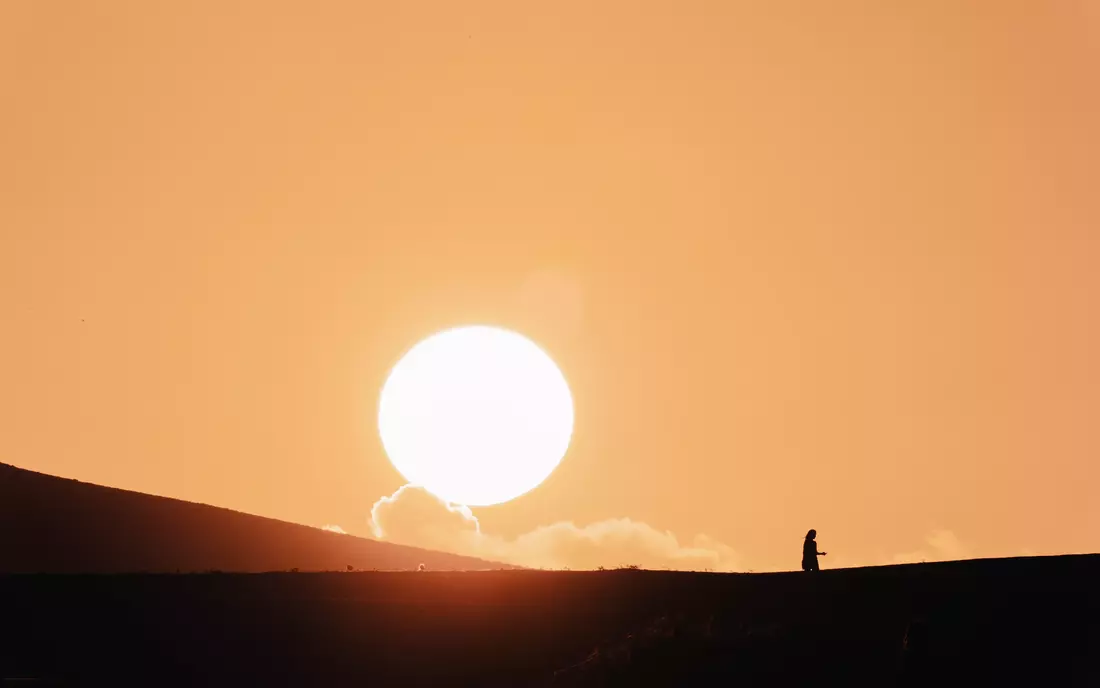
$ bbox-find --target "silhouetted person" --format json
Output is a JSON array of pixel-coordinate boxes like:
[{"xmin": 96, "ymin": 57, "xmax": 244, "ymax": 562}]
[{"xmin": 802, "ymin": 529, "xmax": 827, "ymax": 571}]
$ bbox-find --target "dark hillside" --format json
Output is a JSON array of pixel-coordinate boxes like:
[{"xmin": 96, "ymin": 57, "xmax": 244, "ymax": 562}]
[
  {"xmin": 0, "ymin": 462, "xmax": 500, "ymax": 573},
  {"xmin": 2, "ymin": 556, "xmax": 1098, "ymax": 685}
]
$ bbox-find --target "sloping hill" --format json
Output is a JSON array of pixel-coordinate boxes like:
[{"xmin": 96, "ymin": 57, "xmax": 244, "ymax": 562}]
[{"xmin": 0, "ymin": 462, "xmax": 501, "ymax": 573}]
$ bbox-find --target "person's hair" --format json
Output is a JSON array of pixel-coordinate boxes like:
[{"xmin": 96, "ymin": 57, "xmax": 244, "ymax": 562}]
[{"xmin": 805, "ymin": 529, "xmax": 816, "ymax": 540}]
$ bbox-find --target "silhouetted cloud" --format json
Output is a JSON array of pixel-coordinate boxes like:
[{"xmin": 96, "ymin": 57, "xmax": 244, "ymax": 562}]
[
  {"xmin": 369, "ymin": 485, "xmax": 738, "ymax": 571},
  {"xmin": 320, "ymin": 524, "xmax": 347, "ymax": 534}
]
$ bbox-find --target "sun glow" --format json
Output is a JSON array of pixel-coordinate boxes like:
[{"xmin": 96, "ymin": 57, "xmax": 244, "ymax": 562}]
[{"xmin": 378, "ymin": 326, "xmax": 574, "ymax": 507}]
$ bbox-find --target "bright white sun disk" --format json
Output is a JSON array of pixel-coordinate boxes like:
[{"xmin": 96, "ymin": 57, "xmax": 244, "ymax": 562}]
[{"xmin": 378, "ymin": 326, "xmax": 574, "ymax": 507}]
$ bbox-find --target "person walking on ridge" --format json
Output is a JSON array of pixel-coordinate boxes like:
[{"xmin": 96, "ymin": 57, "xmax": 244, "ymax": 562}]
[{"xmin": 802, "ymin": 529, "xmax": 827, "ymax": 571}]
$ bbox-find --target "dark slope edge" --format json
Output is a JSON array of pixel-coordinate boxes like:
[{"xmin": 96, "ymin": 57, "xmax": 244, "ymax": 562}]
[{"xmin": 0, "ymin": 462, "xmax": 503, "ymax": 572}]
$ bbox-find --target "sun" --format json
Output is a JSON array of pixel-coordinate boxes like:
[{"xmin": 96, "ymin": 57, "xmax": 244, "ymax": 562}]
[{"xmin": 378, "ymin": 326, "xmax": 574, "ymax": 507}]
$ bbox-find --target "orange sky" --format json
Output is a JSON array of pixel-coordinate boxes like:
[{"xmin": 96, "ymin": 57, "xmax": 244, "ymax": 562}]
[{"xmin": 2, "ymin": 1, "xmax": 1098, "ymax": 571}]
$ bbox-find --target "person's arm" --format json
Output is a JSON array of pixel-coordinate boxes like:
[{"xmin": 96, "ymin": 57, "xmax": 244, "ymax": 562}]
[{"xmin": 818, "ymin": 549, "xmax": 827, "ymax": 556}]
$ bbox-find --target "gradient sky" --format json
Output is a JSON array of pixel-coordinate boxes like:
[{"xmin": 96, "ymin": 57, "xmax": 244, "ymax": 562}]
[{"xmin": 2, "ymin": 1, "xmax": 1097, "ymax": 571}]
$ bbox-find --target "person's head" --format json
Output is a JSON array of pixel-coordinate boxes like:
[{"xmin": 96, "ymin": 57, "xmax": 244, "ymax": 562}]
[{"xmin": 806, "ymin": 529, "xmax": 817, "ymax": 541}]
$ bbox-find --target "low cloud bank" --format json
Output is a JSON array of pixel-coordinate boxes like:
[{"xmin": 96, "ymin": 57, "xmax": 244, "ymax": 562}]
[
  {"xmin": 887, "ymin": 531, "xmax": 1040, "ymax": 565},
  {"xmin": 320, "ymin": 524, "xmax": 348, "ymax": 534},
  {"xmin": 890, "ymin": 529, "xmax": 969, "ymax": 564},
  {"xmin": 369, "ymin": 485, "xmax": 738, "ymax": 571}
]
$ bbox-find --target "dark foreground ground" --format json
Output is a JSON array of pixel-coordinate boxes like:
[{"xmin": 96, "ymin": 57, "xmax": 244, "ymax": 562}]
[{"xmin": 2, "ymin": 555, "xmax": 1098, "ymax": 686}]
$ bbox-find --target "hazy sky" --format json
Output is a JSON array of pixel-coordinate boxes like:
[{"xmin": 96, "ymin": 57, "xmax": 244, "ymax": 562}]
[{"xmin": 2, "ymin": 1, "xmax": 1097, "ymax": 571}]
